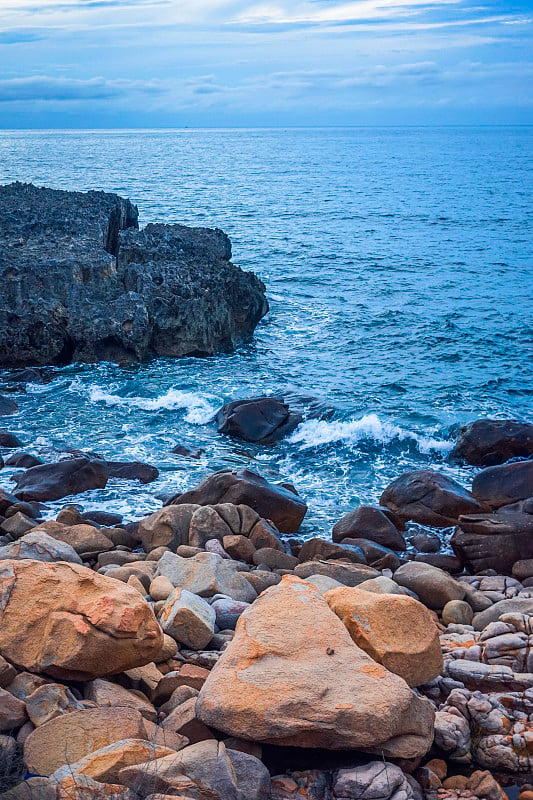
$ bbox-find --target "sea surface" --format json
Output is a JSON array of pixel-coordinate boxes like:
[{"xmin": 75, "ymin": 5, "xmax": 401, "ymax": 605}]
[{"xmin": 0, "ymin": 127, "xmax": 532, "ymax": 537}]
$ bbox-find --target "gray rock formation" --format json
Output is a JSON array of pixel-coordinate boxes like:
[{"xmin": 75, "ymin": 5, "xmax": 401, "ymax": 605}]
[{"xmin": 0, "ymin": 182, "xmax": 268, "ymax": 366}]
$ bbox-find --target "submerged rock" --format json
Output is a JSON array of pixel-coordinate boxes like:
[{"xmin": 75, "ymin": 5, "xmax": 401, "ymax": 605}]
[
  {"xmin": 0, "ymin": 182, "xmax": 268, "ymax": 366},
  {"xmin": 216, "ymin": 396, "xmax": 302, "ymax": 444}
]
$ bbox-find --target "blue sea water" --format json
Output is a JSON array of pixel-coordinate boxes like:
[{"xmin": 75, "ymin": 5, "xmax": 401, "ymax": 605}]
[{"xmin": 0, "ymin": 127, "xmax": 532, "ymax": 536}]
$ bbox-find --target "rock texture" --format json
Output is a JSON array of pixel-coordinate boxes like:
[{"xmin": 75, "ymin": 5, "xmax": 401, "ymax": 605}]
[
  {"xmin": 452, "ymin": 419, "xmax": 533, "ymax": 466},
  {"xmin": 216, "ymin": 396, "xmax": 302, "ymax": 444},
  {"xmin": 0, "ymin": 182, "xmax": 268, "ymax": 366},
  {"xmin": 196, "ymin": 575, "xmax": 435, "ymax": 756},
  {"xmin": 0, "ymin": 559, "xmax": 163, "ymax": 679}
]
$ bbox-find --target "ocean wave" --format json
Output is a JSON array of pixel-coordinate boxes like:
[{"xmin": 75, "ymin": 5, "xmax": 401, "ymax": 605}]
[
  {"xmin": 88, "ymin": 386, "xmax": 217, "ymax": 424},
  {"xmin": 289, "ymin": 413, "xmax": 452, "ymax": 454}
]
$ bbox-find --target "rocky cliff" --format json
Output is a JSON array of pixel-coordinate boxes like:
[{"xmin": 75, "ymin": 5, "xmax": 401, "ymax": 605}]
[{"xmin": 0, "ymin": 182, "xmax": 268, "ymax": 366}]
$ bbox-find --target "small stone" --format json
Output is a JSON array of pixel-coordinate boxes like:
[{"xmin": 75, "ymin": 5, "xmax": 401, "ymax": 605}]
[{"xmin": 442, "ymin": 600, "xmax": 474, "ymax": 626}]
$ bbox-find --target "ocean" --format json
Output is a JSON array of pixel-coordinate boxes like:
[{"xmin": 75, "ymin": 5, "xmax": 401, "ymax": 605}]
[{"xmin": 0, "ymin": 127, "xmax": 532, "ymax": 537}]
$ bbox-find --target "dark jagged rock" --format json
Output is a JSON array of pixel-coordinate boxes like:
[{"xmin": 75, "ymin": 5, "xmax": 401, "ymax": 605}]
[
  {"xmin": 5, "ymin": 453, "xmax": 43, "ymax": 468},
  {"xmin": 106, "ymin": 461, "xmax": 159, "ymax": 484},
  {"xmin": 0, "ymin": 182, "xmax": 268, "ymax": 366},
  {"xmin": 165, "ymin": 468, "xmax": 307, "ymax": 533},
  {"xmin": 11, "ymin": 457, "xmax": 109, "ymax": 502},
  {"xmin": 472, "ymin": 460, "xmax": 533, "ymax": 509},
  {"xmin": 452, "ymin": 511, "xmax": 533, "ymax": 574},
  {"xmin": 332, "ymin": 506, "xmax": 406, "ymax": 550},
  {"xmin": 452, "ymin": 418, "xmax": 533, "ymax": 466},
  {"xmin": 0, "ymin": 396, "xmax": 18, "ymax": 415},
  {"xmin": 380, "ymin": 469, "xmax": 486, "ymax": 527},
  {"xmin": 216, "ymin": 396, "xmax": 302, "ymax": 444},
  {"xmin": 0, "ymin": 432, "xmax": 24, "ymax": 448}
]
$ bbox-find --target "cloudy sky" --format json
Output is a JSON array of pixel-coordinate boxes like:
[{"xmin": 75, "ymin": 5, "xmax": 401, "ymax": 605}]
[{"xmin": 1, "ymin": 0, "xmax": 532, "ymax": 126}]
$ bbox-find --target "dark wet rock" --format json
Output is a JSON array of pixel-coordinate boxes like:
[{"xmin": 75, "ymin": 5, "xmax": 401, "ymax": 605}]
[
  {"xmin": 5, "ymin": 453, "xmax": 43, "ymax": 468},
  {"xmin": 172, "ymin": 445, "xmax": 205, "ymax": 459},
  {"xmin": 297, "ymin": 537, "xmax": 366, "ymax": 564},
  {"xmin": 166, "ymin": 468, "xmax": 307, "ymax": 533},
  {"xmin": 0, "ymin": 488, "xmax": 17, "ymax": 515},
  {"xmin": 380, "ymin": 469, "xmax": 486, "ymax": 527},
  {"xmin": 472, "ymin": 460, "xmax": 533, "ymax": 509},
  {"xmin": 410, "ymin": 531, "xmax": 441, "ymax": 553},
  {"xmin": 413, "ymin": 553, "xmax": 463, "ymax": 573},
  {"xmin": 82, "ymin": 510, "xmax": 123, "ymax": 527},
  {"xmin": 11, "ymin": 456, "xmax": 109, "ymax": 502},
  {"xmin": 7, "ymin": 367, "xmax": 44, "ymax": 384},
  {"xmin": 216, "ymin": 396, "xmax": 302, "ymax": 444},
  {"xmin": 0, "ymin": 182, "xmax": 268, "ymax": 366},
  {"xmin": 0, "ymin": 432, "xmax": 24, "ymax": 448},
  {"xmin": 332, "ymin": 505, "xmax": 406, "ymax": 550},
  {"xmin": 340, "ymin": 537, "xmax": 398, "ymax": 564},
  {"xmin": 452, "ymin": 418, "xmax": 533, "ymax": 466},
  {"xmin": 451, "ymin": 512, "xmax": 533, "ymax": 574},
  {"xmin": 0, "ymin": 395, "xmax": 18, "ymax": 415},
  {"xmin": 106, "ymin": 460, "xmax": 159, "ymax": 484}
]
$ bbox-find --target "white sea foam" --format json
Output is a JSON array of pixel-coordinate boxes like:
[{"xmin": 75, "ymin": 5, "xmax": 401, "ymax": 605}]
[
  {"xmin": 289, "ymin": 412, "xmax": 452, "ymax": 454},
  {"xmin": 88, "ymin": 386, "xmax": 217, "ymax": 424}
]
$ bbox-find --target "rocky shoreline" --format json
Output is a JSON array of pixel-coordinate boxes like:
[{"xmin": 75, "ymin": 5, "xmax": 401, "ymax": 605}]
[{"xmin": 0, "ymin": 410, "xmax": 532, "ymax": 799}]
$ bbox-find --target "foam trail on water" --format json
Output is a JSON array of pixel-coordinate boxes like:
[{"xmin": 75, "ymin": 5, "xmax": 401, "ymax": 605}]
[
  {"xmin": 88, "ymin": 386, "xmax": 217, "ymax": 424},
  {"xmin": 289, "ymin": 412, "xmax": 452, "ymax": 454}
]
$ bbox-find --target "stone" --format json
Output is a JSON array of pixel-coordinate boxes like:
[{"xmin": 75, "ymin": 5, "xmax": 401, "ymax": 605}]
[
  {"xmin": 357, "ymin": 576, "xmax": 410, "ymax": 596},
  {"xmin": 410, "ymin": 531, "xmax": 441, "ymax": 553},
  {"xmin": 0, "ymin": 531, "xmax": 83, "ymax": 563},
  {"xmin": 442, "ymin": 600, "xmax": 474, "ymax": 626},
  {"xmin": 37, "ymin": 522, "xmax": 114, "ymax": 556},
  {"xmin": 333, "ymin": 761, "xmax": 416, "ymax": 800},
  {"xmin": 325, "ymin": 587, "xmax": 443, "ymax": 686},
  {"xmin": 150, "ymin": 575, "xmax": 175, "ymax": 601},
  {"xmin": 340, "ymin": 537, "xmax": 396, "ymax": 564},
  {"xmin": 333, "ymin": 506, "xmax": 406, "ymax": 550},
  {"xmin": 295, "ymin": 560, "xmax": 379, "ymax": 586},
  {"xmin": 472, "ymin": 461, "xmax": 533, "ymax": 509},
  {"xmin": 84, "ymin": 679, "xmax": 157, "ymax": 722},
  {"xmin": 394, "ymin": 562, "xmax": 466, "ymax": 610},
  {"xmin": 0, "ymin": 559, "xmax": 163, "ymax": 680},
  {"xmin": 166, "ymin": 469, "xmax": 307, "ymax": 534},
  {"xmin": 11, "ymin": 457, "xmax": 109, "ymax": 502},
  {"xmin": 5, "ymin": 453, "xmax": 43, "ymax": 468},
  {"xmin": 118, "ymin": 740, "xmax": 271, "ymax": 800},
  {"xmin": 137, "ymin": 504, "xmax": 199, "ymax": 552},
  {"xmin": 157, "ymin": 551, "xmax": 257, "ymax": 603},
  {"xmin": 223, "ymin": 534, "xmax": 256, "ymax": 562},
  {"xmin": 211, "ymin": 597, "xmax": 251, "ymax": 629},
  {"xmin": 216, "ymin": 396, "xmax": 302, "ymax": 444},
  {"xmin": 472, "ymin": 598, "xmax": 533, "ymax": 630},
  {"xmin": 452, "ymin": 419, "xmax": 533, "ymax": 466},
  {"xmin": 0, "ymin": 432, "xmax": 24, "ymax": 448},
  {"xmin": 25, "ymin": 683, "xmax": 86, "ymax": 727},
  {"xmin": 196, "ymin": 576, "xmax": 434, "ymax": 756},
  {"xmin": 0, "ymin": 654, "xmax": 17, "ymax": 687},
  {"xmin": 23, "ymin": 707, "xmax": 147, "ymax": 776},
  {"xmin": 158, "ymin": 588, "xmax": 216, "ymax": 649},
  {"xmin": 57, "ymin": 773, "xmax": 139, "ymax": 799},
  {"xmin": 252, "ymin": 547, "xmax": 298, "ymax": 570},
  {"xmin": 0, "ymin": 512, "xmax": 38, "ymax": 538},
  {"xmin": 160, "ymin": 696, "xmax": 215, "ymax": 744},
  {"xmin": 0, "ymin": 183, "xmax": 268, "ymax": 366},
  {"xmin": 303, "ymin": 574, "xmax": 344, "ymax": 593},
  {"xmin": 452, "ymin": 512, "xmax": 533, "ymax": 574},
  {"xmin": 297, "ymin": 537, "xmax": 366, "ymax": 564},
  {"xmin": 380, "ymin": 470, "xmax": 485, "ymax": 527},
  {"xmin": 0, "ymin": 686, "xmax": 28, "ymax": 731},
  {"xmin": 243, "ymin": 570, "xmax": 281, "ymax": 593},
  {"xmin": 107, "ymin": 461, "xmax": 159, "ymax": 483},
  {"xmin": 49, "ymin": 739, "xmax": 177, "ymax": 784},
  {"xmin": 6, "ymin": 671, "xmax": 50, "ymax": 700},
  {"xmin": 0, "ymin": 395, "xmax": 18, "ymax": 415}
]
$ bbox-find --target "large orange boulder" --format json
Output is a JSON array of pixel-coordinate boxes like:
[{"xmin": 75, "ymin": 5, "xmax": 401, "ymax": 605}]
[
  {"xmin": 196, "ymin": 576, "xmax": 434, "ymax": 757},
  {"xmin": 324, "ymin": 587, "xmax": 443, "ymax": 686},
  {"xmin": 0, "ymin": 559, "xmax": 164, "ymax": 680}
]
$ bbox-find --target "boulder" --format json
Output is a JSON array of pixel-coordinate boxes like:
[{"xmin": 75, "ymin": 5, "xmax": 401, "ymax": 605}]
[
  {"xmin": 166, "ymin": 469, "xmax": 307, "ymax": 533},
  {"xmin": 452, "ymin": 419, "xmax": 533, "ymax": 466},
  {"xmin": 0, "ymin": 531, "xmax": 82, "ymax": 563},
  {"xmin": 107, "ymin": 461, "xmax": 159, "ymax": 484},
  {"xmin": 0, "ymin": 686, "xmax": 28, "ymax": 731},
  {"xmin": 11, "ymin": 457, "xmax": 109, "ymax": 502},
  {"xmin": 297, "ymin": 537, "xmax": 366, "ymax": 564},
  {"xmin": 160, "ymin": 695, "xmax": 214, "ymax": 744},
  {"xmin": 380, "ymin": 470, "xmax": 485, "ymax": 527},
  {"xmin": 118, "ymin": 740, "xmax": 271, "ymax": 800},
  {"xmin": 0, "ymin": 432, "xmax": 24, "ymax": 448},
  {"xmin": 0, "ymin": 511, "xmax": 38, "ymax": 538},
  {"xmin": 25, "ymin": 683, "xmax": 86, "ymax": 727},
  {"xmin": 216, "ymin": 396, "xmax": 302, "ymax": 444},
  {"xmin": 137, "ymin": 504, "xmax": 199, "ymax": 552},
  {"xmin": 451, "ymin": 512, "xmax": 533, "ymax": 573},
  {"xmin": 332, "ymin": 761, "xmax": 417, "ymax": 800},
  {"xmin": 5, "ymin": 453, "xmax": 43, "ymax": 468},
  {"xmin": 0, "ymin": 395, "xmax": 18, "ymax": 415},
  {"xmin": 84, "ymin": 679, "xmax": 157, "ymax": 722},
  {"xmin": 196, "ymin": 576, "xmax": 434, "ymax": 756},
  {"xmin": 325, "ymin": 587, "xmax": 443, "ymax": 686},
  {"xmin": 23, "ymin": 707, "xmax": 147, "ymax": 776},
  {"xmin": 37, "ymin": 522, "xmax": 114, "ymax": 557},
  {"xmin": 294, "ymin": 560, "xmax": 379, "ymax": 586},
  {"xmin": 158, "ymin": 588, "xmax": 216, "ymax": 649},
  {"xmin": 0, "ymin": 559, "xmax": 163, "ymax": 680},
  {"xmin": 472, "ymin": 598, "xmax": 533, "ymax": 630},
  {"xmin": 0, "ymin": 182, "xmax": 268, "ymax": 366},
  {"xmin": 157, "ymin": 551, "xmax": 257, "ymax": 603},
  {"xmin": 393, "ymin": 562, "xmax": 466, "ymax": 610},
  {"xmin": 472, "ymin": 461, "xmax": 533, "ymax": 509},
  {"xmin": 49, "ymin": 739, "xmax": 177, "ymax": 784},
  {"xmin": 333, "ymin": 506, "xmax": 406, "ymax": 550}
]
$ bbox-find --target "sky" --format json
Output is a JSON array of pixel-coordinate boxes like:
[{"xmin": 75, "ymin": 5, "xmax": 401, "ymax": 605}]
[{"xmin": 0, "ymin": 0, "xmax": 532, "ymax": 127}]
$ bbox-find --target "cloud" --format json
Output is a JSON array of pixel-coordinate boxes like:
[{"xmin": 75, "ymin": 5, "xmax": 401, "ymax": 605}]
[{"xmin": 0, "ymin": 75, "xmax": 164, "ymax": 102}]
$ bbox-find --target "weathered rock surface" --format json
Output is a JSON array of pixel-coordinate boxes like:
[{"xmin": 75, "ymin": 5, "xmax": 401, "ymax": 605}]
[
  {"xmin": 166, "ymin": 469, "xmax": 307, "ymax": 533},
  {"xmin": 380, "ymin": 470, "xmax": 485, "ymax": 527},
  {"xmin": 0, "ymin": 182, "xmax": 268, "ymax": 366},
  {"xmin": 216, "ymin": 396, "xmax": 302, "ymax": 444},
  {"xmin": 472, "ymin": 461, "xmax": 533, "ymax": 509},
  {"xmin": 0, "ymin": 559, "xmax": 163, "ymax": 679},
  {"xmin": 452, "ymin": 512, "xmax": 533, "ymax": 573},
  {"xmin": 325, "ymin": 587, "xmax": 443, "ymax": 686},
  {"xmin": 107, "ymin": 460, "xmax": 159, "ymax": 483},
  {"xmin": 452, "ymin": 419, "xmax": 533, "ymax": 466},
  {"xmin": 11, "ymin": 456, "xmax": 109, "ymax": 502},
  {"xmin": 394, "ymin": 562, "xmax": 466, "ymax": 610},
  {"xmin": 157, "ymin": 551, "xmax": 257, "ymax": 603},
  {"xmin": 0, "ymin": 395, "xmax": 18, "ymax": 415},
  {"xmin": 0, "ymin": 531, "xmax": 82, "ymax": 563},
  {"xmin": 49, "ymin": 739, "xmax": 177, "ymax": 784},
  {"xmin": 158, "ymin": 587, "xmax": 216, "ymax": 649},
  {"xmin": 332, "ymin": 505, "xmax": 406, "ymax": 550},
  {"xmin": 196, "ymin": 576, "xmax": 434, "ymax": 756}
]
